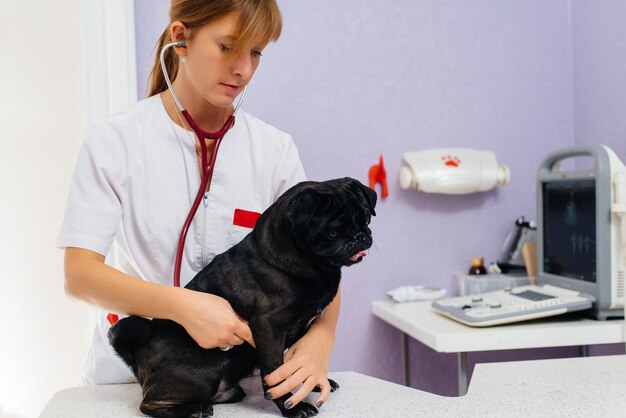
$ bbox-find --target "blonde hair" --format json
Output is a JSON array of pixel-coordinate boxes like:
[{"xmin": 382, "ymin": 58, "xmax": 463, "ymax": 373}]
[{"xmin": 148, "ymin": 0, "xmax": 282, "ymax": 97}]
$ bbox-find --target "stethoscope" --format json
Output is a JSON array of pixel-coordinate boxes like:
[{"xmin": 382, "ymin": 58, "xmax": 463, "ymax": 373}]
[{"xmin": 160, "ymin": 40, "xmax": 248, "ymax": 287}]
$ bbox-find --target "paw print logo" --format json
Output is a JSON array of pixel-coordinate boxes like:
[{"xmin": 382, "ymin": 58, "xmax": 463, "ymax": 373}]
[{"xmin": 442, "ymin": 155, "xmax": 461, "ymax": 167}]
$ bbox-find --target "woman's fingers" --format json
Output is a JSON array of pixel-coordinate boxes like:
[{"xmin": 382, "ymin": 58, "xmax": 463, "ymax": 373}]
[
  {"xmin": 314, "ymin": 380, "xmax": 331, "ymax": 409},
  {"xmin": 283, "ymin": 374, "xmax": 318, "ymax": 409},
  {"xmin": 264, "ymin": 359, "xmax": 299, "ymax": 388},
  {"xmin": 265, "ymin": 366, "xmax": 309, "ymax": 399},
  {"xmin": 225, "ymin": 335, "xmax": 245, "ymax": 347},
  {"xmin": 233, "ymin": 320, "xmax": 255, "ymax": 347}
]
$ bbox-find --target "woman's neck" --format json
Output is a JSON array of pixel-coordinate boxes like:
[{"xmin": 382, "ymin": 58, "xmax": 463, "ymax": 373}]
[{"xmin": 167, "ymin": 78, "xmax": 233, "ymax": 133}]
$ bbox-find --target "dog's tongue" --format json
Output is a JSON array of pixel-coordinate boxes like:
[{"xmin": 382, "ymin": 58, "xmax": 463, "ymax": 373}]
[{"xmin": 349, "ymin": 251, "xmax": 367, "ymax": 262}]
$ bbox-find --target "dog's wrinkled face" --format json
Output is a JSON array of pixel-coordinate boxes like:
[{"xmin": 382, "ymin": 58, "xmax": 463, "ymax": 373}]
[{"xmin": 287, "ymin": 178, "xmax": 376, "ymax": 267}]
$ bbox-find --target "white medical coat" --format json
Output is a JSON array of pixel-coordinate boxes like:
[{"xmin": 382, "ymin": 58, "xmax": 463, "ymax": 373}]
[{"xmin": 56, "ymin": 94, "xmax": 306, "ymax": 384}]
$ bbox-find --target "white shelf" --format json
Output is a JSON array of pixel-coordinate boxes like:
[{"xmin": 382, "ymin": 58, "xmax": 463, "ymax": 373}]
[{"xmin": 372, "ymin": 299, "xmax": 625, "ymax": 353}]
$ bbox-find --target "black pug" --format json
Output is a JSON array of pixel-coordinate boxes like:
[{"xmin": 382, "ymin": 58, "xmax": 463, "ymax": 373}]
[{"xmin": 108, "ymin": 177, "xmax": 376, "ymax": 418}]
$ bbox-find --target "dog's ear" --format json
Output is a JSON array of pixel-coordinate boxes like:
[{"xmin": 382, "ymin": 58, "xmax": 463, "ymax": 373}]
[
  {"xmin": 345, "ymin": 178, "xmax": 377, "ymax": 216},
  {"xmin": 287, "ymin": 188, "xmax": 322, "ymax": 236},
  {"xmin": 361, "ymin": 184, "xmax": 377, "ymax": 216}
]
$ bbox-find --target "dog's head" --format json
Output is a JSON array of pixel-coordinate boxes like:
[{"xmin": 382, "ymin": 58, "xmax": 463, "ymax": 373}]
[{"xmin": 287, "ymin": 177, "xmax": 376, "ymax": 267}]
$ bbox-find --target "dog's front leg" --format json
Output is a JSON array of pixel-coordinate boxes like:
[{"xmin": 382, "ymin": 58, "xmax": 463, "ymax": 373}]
[{"xmin": 251, "ymin": 317, "xmax": 318, "ymax": 418}]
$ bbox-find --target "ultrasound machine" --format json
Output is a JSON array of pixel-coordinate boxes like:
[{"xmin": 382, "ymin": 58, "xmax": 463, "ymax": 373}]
[{"xmin": 433, "ymin": 145, "xmax": 626, "ymax": 326}]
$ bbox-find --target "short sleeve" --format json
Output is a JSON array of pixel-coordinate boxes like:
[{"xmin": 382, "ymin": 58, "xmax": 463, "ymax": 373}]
[
  {"xmin": 272, "ymin": 135, "xmax": 307, "ymax": 201},
  {"xmin": 56, "ymin": 123, "xmax": 126, "ymax": 256}
]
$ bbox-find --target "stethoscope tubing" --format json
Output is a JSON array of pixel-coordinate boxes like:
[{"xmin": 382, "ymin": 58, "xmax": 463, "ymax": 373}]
[{"xmin": 160, "ymin": 41, "xmax": 247, "ymax": 287}]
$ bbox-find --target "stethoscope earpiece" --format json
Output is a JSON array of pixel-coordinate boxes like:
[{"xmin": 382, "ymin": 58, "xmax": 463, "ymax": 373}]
[{"xmin": 175, "ymin": 40, "xmax": 186, "ymax": 48}]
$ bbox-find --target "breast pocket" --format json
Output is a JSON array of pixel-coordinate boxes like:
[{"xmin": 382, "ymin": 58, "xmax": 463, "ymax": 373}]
[{"xmin": 228, "ymin": 224, "xmax": 253, "ymax": 246}]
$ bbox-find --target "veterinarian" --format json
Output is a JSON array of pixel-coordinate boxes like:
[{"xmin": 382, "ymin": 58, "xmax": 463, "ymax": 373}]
[{"xmin": 57, "ymin": 0, "xmax": 340, "ymax": 410}]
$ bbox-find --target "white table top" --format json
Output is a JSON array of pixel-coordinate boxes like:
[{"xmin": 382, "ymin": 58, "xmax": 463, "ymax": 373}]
[
  {"xmin": 372, "ymin": 300, "xmax": 625, "ymax": 353},
  {"xmin": 463, "ymin": 354, "xmax": 626, "ymax": 417},
  {"xmin": 42, "ymin": 356, "xmax": 626, "ymax": 417},
  {"xmin": 40, "ymin": 371, "xmax": 448, "ymax": 418}
]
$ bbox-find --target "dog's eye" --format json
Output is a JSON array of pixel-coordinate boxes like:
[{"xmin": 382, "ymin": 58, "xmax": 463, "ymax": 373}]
[{"xmin": 328, "ymin": 231, "xmax": 338, "ymax": 238}]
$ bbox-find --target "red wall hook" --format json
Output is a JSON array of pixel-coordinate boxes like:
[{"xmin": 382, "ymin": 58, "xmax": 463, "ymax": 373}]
[{"xmin": 369, "ymin": 155, "xmax": 389, "ymax": 198}]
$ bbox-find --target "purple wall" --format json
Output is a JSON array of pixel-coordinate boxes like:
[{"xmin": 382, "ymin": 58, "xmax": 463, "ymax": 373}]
[
  {"xmin": 572, "ymin": 0, "xmax": 626, "ymax": 157},
  {"xmin": 133, "ymin": 0, "xmax": 624, "ymax": 396}
]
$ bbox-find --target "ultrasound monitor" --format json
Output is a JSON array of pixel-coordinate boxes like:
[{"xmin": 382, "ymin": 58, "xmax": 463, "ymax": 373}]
[
  {"xmin": 542, "ymin": 179, "xmax": 596, "ymax": 283},
  {"xmin": 536, "ymin": 145, "xmax": 626, "ymax": 319}
]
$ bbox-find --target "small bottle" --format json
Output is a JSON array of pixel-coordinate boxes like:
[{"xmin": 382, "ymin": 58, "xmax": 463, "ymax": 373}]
[{"xmin": 468, "ymin": 257, "xmax": 487, "ymax": 275}]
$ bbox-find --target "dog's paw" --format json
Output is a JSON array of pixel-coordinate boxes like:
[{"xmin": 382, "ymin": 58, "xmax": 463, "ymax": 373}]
[
  {"xmin": 141, "ymin": 400, "xmax": 213, "ymax": 418},
  {"xmin": 189, "ymin": 402, "xmax": 213, "ymax": 418},
  {"xmin": 281, "ymin": 402, "xmax": 318, "ymax": 418},
  {"xmin": 328, "ymin": 378, "xmax": 339, "ymax": 392}
]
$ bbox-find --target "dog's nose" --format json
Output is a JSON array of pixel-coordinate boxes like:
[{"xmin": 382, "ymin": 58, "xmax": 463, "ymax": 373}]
[{"xmin": 354, "ymin": 232, "xmax": 367, "ymax": 242}]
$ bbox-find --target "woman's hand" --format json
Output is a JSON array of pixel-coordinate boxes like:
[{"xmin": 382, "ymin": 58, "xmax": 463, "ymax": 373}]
[
  {"xmin": 172, "ymin": 288, "xmax": 255, "ymax": 350},
  {"xmin": 263, "ymin": 324, "xmax": 335, "ymax": 410}
]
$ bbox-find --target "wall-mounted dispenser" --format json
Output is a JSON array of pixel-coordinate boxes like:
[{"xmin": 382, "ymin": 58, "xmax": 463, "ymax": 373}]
[{"xmin": 398, "ymin": 148, "xmax": 510, "ymax": 194}]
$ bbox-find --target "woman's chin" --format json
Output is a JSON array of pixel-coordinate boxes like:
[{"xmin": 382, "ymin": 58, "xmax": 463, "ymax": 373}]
[{"xmin": 205, "ymin": 95, "xmax": 236, "ymax": 110}]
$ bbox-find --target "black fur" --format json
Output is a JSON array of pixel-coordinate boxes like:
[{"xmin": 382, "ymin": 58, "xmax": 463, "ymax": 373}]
[{"xmin": 108, "ymin": 178, "xmax": 376, "ymax": 418}]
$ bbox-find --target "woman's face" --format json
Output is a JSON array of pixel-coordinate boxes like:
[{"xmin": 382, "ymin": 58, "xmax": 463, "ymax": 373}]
[{"xmin": 179, "ymin": 12, "xmax": 264, "ymax": 108}]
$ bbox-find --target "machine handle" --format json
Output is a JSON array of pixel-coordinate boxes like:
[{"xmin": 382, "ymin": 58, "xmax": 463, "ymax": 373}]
[{"xmin": 538, "ymin": 145, "xmax": 609, "ymax": 176}]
